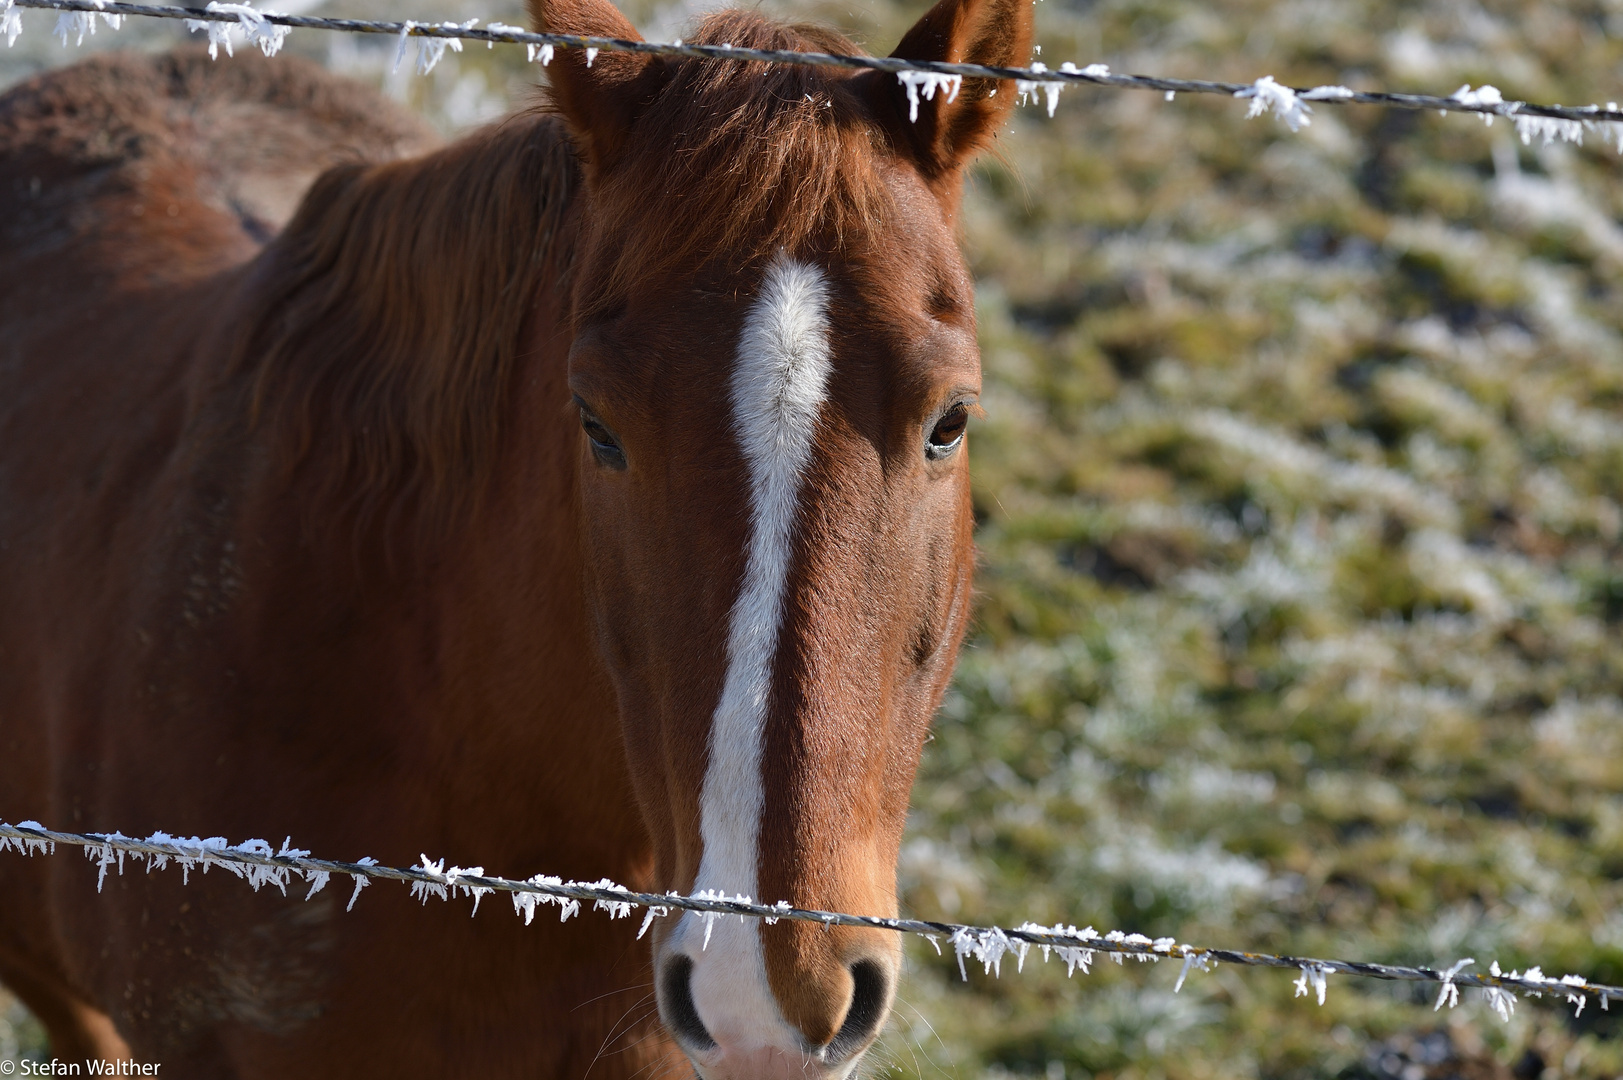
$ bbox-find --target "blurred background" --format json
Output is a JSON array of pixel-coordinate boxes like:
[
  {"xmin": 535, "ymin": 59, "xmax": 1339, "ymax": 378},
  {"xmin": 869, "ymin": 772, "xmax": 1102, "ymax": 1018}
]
[{"xmin": 5, "ymin": 0, "xmax": 1623, "ymax": 1075}]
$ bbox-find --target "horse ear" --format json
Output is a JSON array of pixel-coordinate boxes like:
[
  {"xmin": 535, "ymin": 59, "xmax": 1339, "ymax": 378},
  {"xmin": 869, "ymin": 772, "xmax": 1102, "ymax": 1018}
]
[
  {"xmin": 876, "ymin": 0, "xmax": 1034, "ymax": 179},
  {"xmin": 527, "ymin": 0, "xmax": 661, "ymax": 177}
]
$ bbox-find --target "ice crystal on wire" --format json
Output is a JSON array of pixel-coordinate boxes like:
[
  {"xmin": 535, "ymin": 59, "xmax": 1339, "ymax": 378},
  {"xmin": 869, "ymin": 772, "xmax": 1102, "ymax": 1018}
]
[
  {"xmin": 527, "ymin": 42, "xmax": 553, "ymax": 64},
  {"xmin": 416, "ymin": 31, "xmax": 455, "ymax": 72},
  {"xmin": 302, "ymin": 869, "xmax": 330, "ymax": 900},
  {"xmin": 895, "ymin": 70, "xmax": 962, "ymax": 123},
  {"xmin": 403, "ymin": 20, "xmax": 475, "ymax": 74},
  {"xmin": 411, "ymin": 855, "xmax": 456, "ymax": 904},
  {"xmin": 435, "ymin": 864, "xmax": 490, "ymax": 915},
  {"xmin": 586, "ymin": 879, "xmax": 635, "ymax": 919},
  {"xmin": 1011, "ymin": 936, "xmax": 1032, "ymax": 973},
  {"xmin": 1174, "ymin": 949, "xmax": 1211, "ymax": 992},
  {"xmin": 484, "ymin": 20, "xmax": 522, "ymax": 45},
  {"xmin": 1604, "ymin": 103, "xmax": 1623, "ymax": 154},
  {"xmin": 148, "ymin": 835, "xmax": 190, "ymax": 881},
  {"xmin": 1015, "ymin": 923, "xmax": 1099, "ymax": 976},
  {"xmin": 1450, "ymin": 84, "xmax": 1506, "ymax": 125},
  {"xmin": 636, "ymin": 903, "xmax": 670, "ymax": 940},
  {"xmin": 510, "ymin": 888, "xmax": 545, "ymax": 926},
  {"xmin": 1014, "ymin": 62, "xmax": 1063, "ymax": 117},
  {"xmin": 1302, "ymin": 84, "xmax": 1354, "ymax": 100},
  {"xmin": 949, "ymin": 926, "xmax": 1015, "ymax": 979},
  {"xmin": 1482, "ymin": 984, "xmax": 1518, "ymax": 1022},
  {"xmin": 391, "ymin": 20, "xmax": 477, "ymax": 74},
  {"xmin": 1236, "ymin": 75, "xmax": 1311, "ymax": 131},
  {"xmin": 84, "ymin": 831, "xmax": 132, "ymax": 891},
  {"xmin": 346, "ymin": 857, "xmax": 377, "ymax": 911},
  {"xmin": 508, "ymin": 876, "xmax": 581, "ymax": 924},
  {"xmin": 184, "ymin": 12, "xmax": 234, "ymax": 57},
  {"xmin": 1560, "ymin": 973, "xmax": 1593, "ymax": 1013},
  {"xmin": 1293, "ymin": 963, "xmax": 1332, "ymax": 1005},
  {"xmin": 3, "ymin": 0, "xmax": 24, "ymax": 47},
  {"xmin": 949, "ymin": 927, "xmax": 976, "ymax": 980},
  {"xmin": 545, "ymin": 878, "xmax": 581, "ymax": 920},
  {"xmin": 1056, "ymin": 946, "xmax": 1094, "ymax": 976},
  {"xmin": 688, "ymin": 889, "xmax": 734, "ymax": 948},
  {"xmin": 1434, "ymin": 959, "xmax": 1474, "ymax": 1011},
  {"xmin": 216, "ymin": 3, "xmax": 287, "ymax": 56},
  {"xmin": 1102, "ymin": 929, "xmax": 1130, "ymax": 965},
  {"xmin": 392, "ymin": 20, "xmax": 415, "ymax": 70},
  {"xmin": 88, "ymin": 3, "xmax": 120, "ymax": 30},
  {"xmin": 584, "ymin": 46, "xmax": 597, "ymax": 67},
  {"xmin": 229, "ymin": 838, "xmax": 293, "ymax": 894},
  {"xmin": 178, "ymin": 836, "xmax": 232, "ymax": 884},
  {"xmin": 1122, "ymin": 932, "xmax": 1159, "ymax": 962},
  {"xmin": 55, "ymin": 0, "xmax": 122, "ymax": 50},
  {"xmin": 183, "ymin": 2, "xmax": 286, "ymax": 59},
  {"xmin": 700, "ymin": 907, "xmax": 718, "ymax": 948},
  {"xmin": 1515, "ymin": 113, "xmax": 1586, "ymax": 147},
  {"xmin": 2, "ymin": 822, "xmax": 53, "ymax": 856}
]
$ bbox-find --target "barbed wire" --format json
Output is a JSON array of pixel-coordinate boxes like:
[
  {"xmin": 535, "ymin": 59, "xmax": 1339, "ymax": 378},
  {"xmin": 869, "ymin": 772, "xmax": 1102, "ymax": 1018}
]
[
  {"xmin": 1, "ymin": 820, "xmax": 1615, "ymax": 1020},
  {"xmin": 5, "ymin": 0, "xmax": 1623, "ymax": 147}
]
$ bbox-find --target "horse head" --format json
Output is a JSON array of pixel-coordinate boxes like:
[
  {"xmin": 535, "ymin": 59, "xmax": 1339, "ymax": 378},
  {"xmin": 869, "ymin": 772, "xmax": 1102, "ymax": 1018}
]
[{"xmin": 530, "ymin": 0, "xmax": 1031, "ymax": 1073}]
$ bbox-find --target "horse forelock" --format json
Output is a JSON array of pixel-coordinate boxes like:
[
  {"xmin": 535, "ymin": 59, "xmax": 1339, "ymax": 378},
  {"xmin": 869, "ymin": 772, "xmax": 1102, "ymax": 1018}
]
[{"xmin": 569, "ymin": 11, "xmax": 897, "ymax": 317}]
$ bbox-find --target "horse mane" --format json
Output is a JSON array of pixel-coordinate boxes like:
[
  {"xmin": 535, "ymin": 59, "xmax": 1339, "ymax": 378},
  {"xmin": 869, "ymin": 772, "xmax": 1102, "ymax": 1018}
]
[
  {"xmin": 576, "ymin": 10, "xmax": 896, "ymax": 315},
  {"xmin": 230, "ymin": 112, "xmax": 579, "ymax": 548}
]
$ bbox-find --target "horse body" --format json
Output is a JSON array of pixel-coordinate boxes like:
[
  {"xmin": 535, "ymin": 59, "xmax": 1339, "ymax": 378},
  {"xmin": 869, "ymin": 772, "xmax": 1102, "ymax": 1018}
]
[
  {"xmin": 1, "ymin": 50, "xmax": 674, "ymax": 1077},
  {"xmin": 0, "ymin": 0, "xmax": 1032, "ymax": 1073}
]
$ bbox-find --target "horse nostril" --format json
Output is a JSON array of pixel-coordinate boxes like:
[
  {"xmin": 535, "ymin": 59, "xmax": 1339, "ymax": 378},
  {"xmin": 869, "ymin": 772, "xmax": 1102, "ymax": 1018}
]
[
  {"xmin": 824, "ymin": 959, "xmax": 890, "ymax": 1062},
  {"xmin": 660, "ymin": 954, "xmax": 717, "ymax": 1051}
]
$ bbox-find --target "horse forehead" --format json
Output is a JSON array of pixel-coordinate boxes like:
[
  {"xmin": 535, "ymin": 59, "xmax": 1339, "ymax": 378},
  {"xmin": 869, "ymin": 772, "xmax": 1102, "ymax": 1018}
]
[
  {"xmin": 583, "ymin": 155, "xmax": 967, "ymax": 351},
  {"xmin": 620, "ymin": 255, "xmax": 968, "ymax": 392}
]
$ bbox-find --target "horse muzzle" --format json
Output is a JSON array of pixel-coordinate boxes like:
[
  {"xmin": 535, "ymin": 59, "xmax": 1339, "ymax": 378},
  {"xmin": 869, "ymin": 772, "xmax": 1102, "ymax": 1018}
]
[{"xmin": 656, "ymin": 916, "xmax": 895, "ymax": 1080}]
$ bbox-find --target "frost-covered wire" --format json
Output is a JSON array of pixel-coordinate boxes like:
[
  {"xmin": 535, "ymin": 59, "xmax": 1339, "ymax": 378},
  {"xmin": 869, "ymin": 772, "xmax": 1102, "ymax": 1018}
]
[
  {"xmin": 6, "ymin": 0, "xmax": 1623, "ymax": 148},
  {"xmin": 182, "ymin": 0, "xmax": 286, "ymax": 57},
  {"xmin": 390, "ymin": 16, "xmax": 477, "ymax": 74},
  {"xmin": 2, "ymin": 820, "xmax": 1617, "ymax": 1020}
]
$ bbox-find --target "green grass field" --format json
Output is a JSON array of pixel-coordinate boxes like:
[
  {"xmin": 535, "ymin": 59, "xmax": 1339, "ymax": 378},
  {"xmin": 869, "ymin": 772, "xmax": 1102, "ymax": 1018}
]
[{"xmin": 5, "ymin": 0, "xmax": 1623, "ymax": 1075}]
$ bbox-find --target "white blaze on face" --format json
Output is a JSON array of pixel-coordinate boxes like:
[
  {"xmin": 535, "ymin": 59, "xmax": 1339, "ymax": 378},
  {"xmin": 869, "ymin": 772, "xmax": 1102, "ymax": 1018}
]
[{"xmin": 673, "ymin": 255, "xmax": 833, "ymax": 1051}]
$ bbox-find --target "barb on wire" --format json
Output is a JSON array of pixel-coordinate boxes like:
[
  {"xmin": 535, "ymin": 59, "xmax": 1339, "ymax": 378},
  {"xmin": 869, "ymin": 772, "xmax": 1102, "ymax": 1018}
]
[
  {"xmin": 2, "ymin": 820, "xmax": 1617, "ymax": 1020},
  {"xmin": 5, "ymin": 0, "xmax": 1623, "ymax": 148}
]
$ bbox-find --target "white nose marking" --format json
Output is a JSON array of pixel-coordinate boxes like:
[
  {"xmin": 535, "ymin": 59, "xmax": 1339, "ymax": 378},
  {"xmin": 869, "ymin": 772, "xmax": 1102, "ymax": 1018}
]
[{"xmin": 674, "ymin": 255, "xmax": 833, "ymax": 1050}]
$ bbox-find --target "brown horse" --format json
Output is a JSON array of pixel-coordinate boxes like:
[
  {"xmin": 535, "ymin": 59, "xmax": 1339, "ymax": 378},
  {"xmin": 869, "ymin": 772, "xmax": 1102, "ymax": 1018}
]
[{"xmin": 0, "ymin": 0, "xmax": 1031, "ymax": 1072}]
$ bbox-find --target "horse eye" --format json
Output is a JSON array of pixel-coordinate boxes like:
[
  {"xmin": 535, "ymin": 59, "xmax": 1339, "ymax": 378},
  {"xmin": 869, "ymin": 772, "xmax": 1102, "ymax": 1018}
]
[
  {"xmin": 579, "ymin": 408, "xmax": 627, "ymax": 470},
  {"xmin": 926, "ymin": 403, "xmax": 969, "ymax": 460}
]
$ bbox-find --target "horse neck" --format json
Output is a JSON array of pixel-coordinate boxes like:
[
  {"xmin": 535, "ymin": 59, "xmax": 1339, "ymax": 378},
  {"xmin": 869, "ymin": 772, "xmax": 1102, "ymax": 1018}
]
[{"xmin": 216, "ymin": 114, "xmax": 649, "ymax": 875}]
